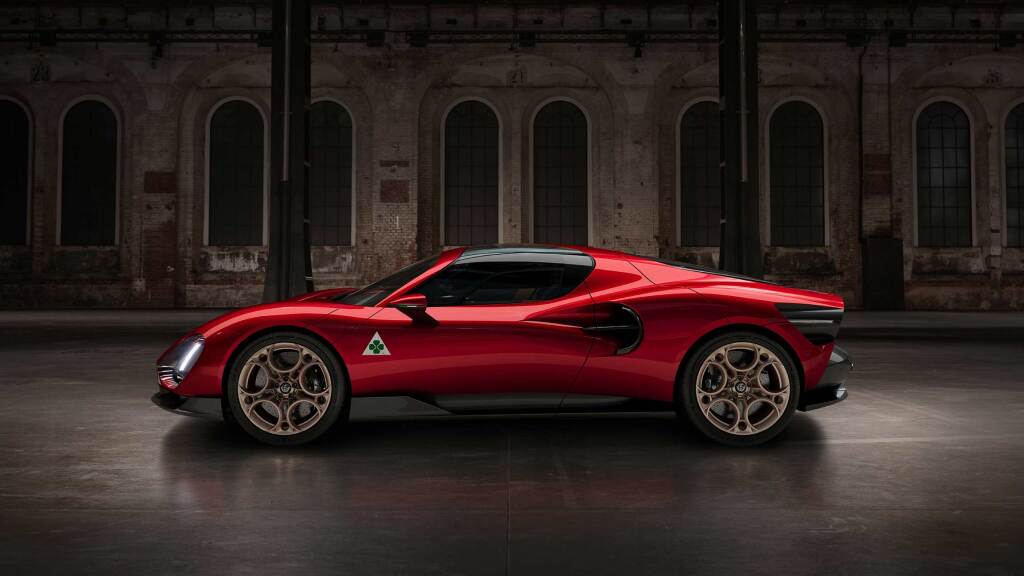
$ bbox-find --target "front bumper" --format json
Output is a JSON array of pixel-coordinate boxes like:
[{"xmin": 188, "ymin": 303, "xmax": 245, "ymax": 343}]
[
  {"xmin": 152, "ymin": 388, "xmax": 223, "ymax": 419},
  {"xmin": 798, "ymin": 345, "xmax": 852, "ymax": 411}
]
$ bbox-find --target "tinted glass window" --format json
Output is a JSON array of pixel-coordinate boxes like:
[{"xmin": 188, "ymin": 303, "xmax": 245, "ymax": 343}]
[
  {"xmin": 769, "ymin": 101, "xmax": 825, "ymax": 247},
  {"xmin": 338, "ymin": 255, "xmax": 439, "ymax": 306},
  {"xmin": 414, "ymin": 252, "xmax": 593, "ymax": 306},
  {"xmin": 444, "ymin": 100, "xmax": 499, "ymax": 245},
  {"xmin": 679, "ymin": 100, "xmax": 721, "ymax": 246},
  {"xmin": 0, "ymin": 100, "xmax": 30, "ymax": 245},
  {"xmin": 209, "ymin": 100, "xmax": 264, "ymax": 246},
  {"xmin": 1004, "ymin": 103, "xmax": 1024, "ymax": 247},
  {"xmin": 309, "ymin": 101, "xmax": 353, "ymax": 246},
  {"xmin": 61, "ymin": 100, "xmax": 117, "ymax": 246},
  {"xmin": 533, "ymin": 101, "xmax": 588, "ymax": 244},
  {"xmin": 916, "ymin": 101, "xmax": 971, "ymax": 247}
]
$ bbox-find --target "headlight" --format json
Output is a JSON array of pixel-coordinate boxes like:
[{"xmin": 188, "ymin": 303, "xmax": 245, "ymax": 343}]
[{"xmin": 158, "ymin": 335, "xmax": 205, "ymax": 389}]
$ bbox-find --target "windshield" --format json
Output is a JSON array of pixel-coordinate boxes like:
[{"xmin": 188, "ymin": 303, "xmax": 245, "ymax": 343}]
[{"xmin": 336, "ymin": 255, "xmax": 440, "ymax": 306}]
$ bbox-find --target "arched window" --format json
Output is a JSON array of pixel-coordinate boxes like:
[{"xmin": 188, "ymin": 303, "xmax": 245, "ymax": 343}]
[
  {"xmin": 916, "ymin": 101, "xmax": 971, "ymax": 247},
  {"xmin": 61, "ymin": 100, "xmax": 117, "ymax": 246},
  {"xmin": 310, "ymin": 100, "xmax": 354, "ymax": 246},
  {"xmin": 0, "ymin": 100, "xmax": 30, "ymax": 245},
  {"xmin": 208, "ymin": 100, "xmax": 264, "ymax": 246},
  {"xmin": 679, "ymin": 100, "xmax": 720, "ymax": 246},
  {"xmin": 444, "ymin": 100, "xmax": 499, "ymax": 245},
  {"xmin": 533, "ymin": 100, "xmax": 588, "ymax": 245},
  {"xmin": 769, "ymin": 101, "xmax": 825, "ymax": 247},
  {"xmin": 1006, "ymin": 103, "xmax": 1024, "ymax": 247}
]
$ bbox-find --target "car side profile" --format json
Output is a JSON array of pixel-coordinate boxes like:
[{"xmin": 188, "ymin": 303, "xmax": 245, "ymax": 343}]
[{"xmin": 153, "ymin": 245, "xmax": 852, "ymax": 446}]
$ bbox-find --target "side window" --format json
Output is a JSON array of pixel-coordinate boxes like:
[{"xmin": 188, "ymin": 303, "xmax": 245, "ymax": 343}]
[{"xmin": 415, "ymin": 255, "xmax": 591, "ymax": 306}]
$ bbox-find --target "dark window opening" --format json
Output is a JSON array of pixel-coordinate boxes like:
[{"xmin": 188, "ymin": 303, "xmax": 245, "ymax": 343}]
[
  {"xmin": 1006, "ymin": 103, "xmax": 1024, "ymax": 247},
  {"xmin": 770, "ymin": 101, "xmax": 825, "ymax": 247},
  {"xmin": 0, "ymin": 101, "xmax": 30, "ymax": 245},
  {"xmin": 310, "ymin": 101, "xmax": 353, "ymax": 246},
  {"xmin": 916, "ymin": 101, "xmax": 971, "ymax": 247},
  {"xmin": 208, "ymin": 100, "xmax": 264, "ymax": 246},
  {"xmin": 679, "ymin": 100, "xmax": 721, "ymax": 246},
  {"xmin": 444, "ymin": 100, "xmax": 499, "ymax": 246},
  {"xmin": 533, "ymin": 101, "xmax": 588, "ymax": 245},
  {"xmin": 61, "ymin": 100, "xmax": 117, "ymax": 246}
]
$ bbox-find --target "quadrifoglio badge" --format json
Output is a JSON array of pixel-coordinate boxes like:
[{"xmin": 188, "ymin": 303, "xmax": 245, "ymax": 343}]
[{"xmin": 363, "ymin": 332, "xmax": 391, "ymax": 356}]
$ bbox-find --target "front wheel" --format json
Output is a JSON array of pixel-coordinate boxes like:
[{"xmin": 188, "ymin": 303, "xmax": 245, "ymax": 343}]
[
  {"xmin": 678, "ymin": 332, "xmax": 800, "ymax": 447},
  {"xmin": 226, "ymin": 332, "xmax": 349, "ymax": 446}
]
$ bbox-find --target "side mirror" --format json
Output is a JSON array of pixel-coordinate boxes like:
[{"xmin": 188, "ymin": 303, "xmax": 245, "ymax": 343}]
[{"xmin": 389, "ymin": 293, "xmax": 435, "ymax": 324}]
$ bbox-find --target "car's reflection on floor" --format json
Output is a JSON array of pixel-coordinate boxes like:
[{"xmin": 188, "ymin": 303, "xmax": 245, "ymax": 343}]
[{"xmin": 157, "ymin": 412, "xmax": 826, "ymax": 515}]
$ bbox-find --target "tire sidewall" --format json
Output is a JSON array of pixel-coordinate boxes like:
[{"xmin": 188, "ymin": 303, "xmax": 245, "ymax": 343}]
[
  {"xmin": 679, "ymin": 332, "xmax": 801, "ymax": 447},
  {"xmin": 226, "ymin": 332, "xmax": 349, "ymax": 446}
]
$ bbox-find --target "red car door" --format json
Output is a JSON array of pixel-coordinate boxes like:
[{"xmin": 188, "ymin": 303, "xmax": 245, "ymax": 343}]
[{"xmin": 357, "ymin": 248, "xmax": 597, "ymax": 398}]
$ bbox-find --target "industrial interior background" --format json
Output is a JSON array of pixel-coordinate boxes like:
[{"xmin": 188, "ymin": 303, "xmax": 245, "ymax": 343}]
[
  {"xmin": 1, "ymin": 0, "xmax": 1024, "ymax": 309},
  {"xmin": 3, "ymin": 3, "xmax": 1024, "ymax": 575}
]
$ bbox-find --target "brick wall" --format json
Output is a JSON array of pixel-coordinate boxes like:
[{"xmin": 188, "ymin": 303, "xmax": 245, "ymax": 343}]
[{"xmin": 1, "ymin": 2, "xmax": 1023, "ymax": 309}]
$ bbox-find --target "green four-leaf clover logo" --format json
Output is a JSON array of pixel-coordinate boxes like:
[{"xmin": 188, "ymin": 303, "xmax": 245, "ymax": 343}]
[{"xmin": 363, "ymin": 332, "xmax": 390, "ymax": 356}]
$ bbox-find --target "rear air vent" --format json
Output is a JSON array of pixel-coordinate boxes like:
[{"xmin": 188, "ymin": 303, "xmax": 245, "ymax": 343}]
[{"xmin": 776, "ymin": 303, "xmax": 843, "ymax": 344}]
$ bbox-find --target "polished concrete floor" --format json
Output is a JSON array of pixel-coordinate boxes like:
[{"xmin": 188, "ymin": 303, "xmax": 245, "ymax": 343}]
[{"xmin": 1, "ymin": 311, "xmax": 1022, "ymax": 575}]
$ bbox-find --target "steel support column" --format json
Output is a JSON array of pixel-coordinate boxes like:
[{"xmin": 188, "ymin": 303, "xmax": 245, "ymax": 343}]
[
  {"xmin": 264, "ymin": 0, "xmax": 314, "ymax": 301},
  {"xmin": 719, "ymin": 0, "xmax": 762, "ymax": 276}
]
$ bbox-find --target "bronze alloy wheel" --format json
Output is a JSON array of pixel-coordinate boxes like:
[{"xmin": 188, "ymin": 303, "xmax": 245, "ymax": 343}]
[
  {"xmin": 226, "ymin": 332, "xmax": 348, "ymax": 445},
  {"xmin": 237, "ymin": 343, "xmax": 333, "ymax": 435},
  {"xmin": 679, "ymin": 332, "xmax": 799, "ymax": 446},
  {"xmin": 695, "ymin": 342, "xmax": 791, "ymax": 435}
]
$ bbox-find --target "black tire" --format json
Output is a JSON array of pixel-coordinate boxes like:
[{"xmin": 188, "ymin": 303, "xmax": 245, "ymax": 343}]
[
  {"xmin": 677, "ymin": 331, "xmax": 801, "ymax": 447},
  {"xmin": 225, "ymin": 332, "xmax": 349, "ymax": 446}
]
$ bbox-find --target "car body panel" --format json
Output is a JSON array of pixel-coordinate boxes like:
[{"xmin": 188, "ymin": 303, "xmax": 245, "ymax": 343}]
[
  {"xmin": 312, "ymin": 291, "xmax": 596, "ymax": 397},
  {"xmin": 158, "ymin": 244, "xmax": 845, "ymax": 410}
]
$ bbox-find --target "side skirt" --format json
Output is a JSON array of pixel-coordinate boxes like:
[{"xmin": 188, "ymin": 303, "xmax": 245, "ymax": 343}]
[{"xmin": 352, "ymin": 394, "xmax": 674, "ymax": 417}]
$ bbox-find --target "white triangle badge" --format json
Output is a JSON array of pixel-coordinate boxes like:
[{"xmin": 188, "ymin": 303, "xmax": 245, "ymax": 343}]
[{"xmin": 363, "ymin": 332, "xmax": 391, "ymax": 356}]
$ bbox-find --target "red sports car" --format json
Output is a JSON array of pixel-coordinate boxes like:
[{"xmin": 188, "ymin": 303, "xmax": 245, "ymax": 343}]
[{"xmin": 154, "ymin": 245, "xmax": 851, "ymax": 446}]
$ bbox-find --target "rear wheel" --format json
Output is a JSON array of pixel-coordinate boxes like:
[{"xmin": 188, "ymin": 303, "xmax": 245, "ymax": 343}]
[
  {"xmin": 226, "ymin": 332, "xmax": 349, "ymax": 446},
  {"xmin": 678, "ymin": 332, "xmax": 800, "ymax": 446}
]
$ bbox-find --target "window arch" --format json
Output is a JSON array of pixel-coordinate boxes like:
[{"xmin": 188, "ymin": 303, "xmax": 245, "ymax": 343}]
[
  {"xmin": 443, "ymin": 99, "xmax": 500, "ymax": 246},
  {"xmin": 916, "ymin": 101, "xmax": 971, "ymax": 247},
  {"xmin": 532, "ymin": 100, "xmax": 588, "ymax": 245},
  {"xmin": 310, "ymin": 100, "xmax": 354, "ymax": 246},
  {"xmin": 60, "ymin": 99, "xmax": 118, "ymax": 246},
  {"xmin": 1006, "ymin": 102, "xmax": 1024, "ymax": 247},
  {"xmin": 769, "ymin": 100, "xmax": 825, "ymax": 247},
  {"xmin": 0, "ymin": 99, "xmax": 30, "ymax": 245},
  {"xmin": 678, "ymin": 100, "xmax": 720, "ymax": 246},
  {"xmin": 207, "ymin": 99, "xmax": 265, "ymax": 246}
]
